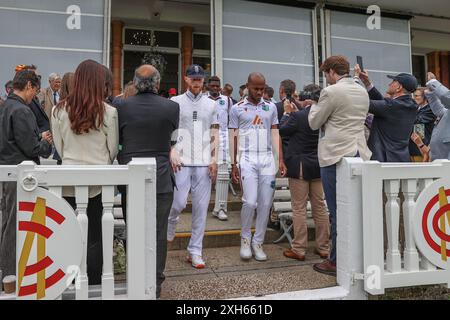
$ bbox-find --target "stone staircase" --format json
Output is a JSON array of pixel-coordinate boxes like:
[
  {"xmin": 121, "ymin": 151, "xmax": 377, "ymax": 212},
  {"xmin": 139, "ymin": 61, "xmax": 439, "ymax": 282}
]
[{"xmin": 109, "ymin": 183, "xmax": 336, "ymax": 300}]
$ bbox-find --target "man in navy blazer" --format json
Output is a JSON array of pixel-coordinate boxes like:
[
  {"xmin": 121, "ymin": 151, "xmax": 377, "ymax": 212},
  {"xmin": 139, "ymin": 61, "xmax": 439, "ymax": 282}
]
[
  {"xmin": 356, "ymin": 67, "xmax": 418, "ymax": 162},
  {"xmin": 279, "ymin": 84, "xmax": 330, "ymax": 264}
]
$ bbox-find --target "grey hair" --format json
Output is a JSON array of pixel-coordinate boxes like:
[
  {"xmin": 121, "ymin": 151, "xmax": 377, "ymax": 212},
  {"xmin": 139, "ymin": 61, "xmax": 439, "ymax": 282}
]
[
  {"xmin": 134, "ymin": 69, "xmax": 161, "ymax": 94},
  {"xmin": 48, "ymin": 73, "xmax": 61, "ymax": 81}
]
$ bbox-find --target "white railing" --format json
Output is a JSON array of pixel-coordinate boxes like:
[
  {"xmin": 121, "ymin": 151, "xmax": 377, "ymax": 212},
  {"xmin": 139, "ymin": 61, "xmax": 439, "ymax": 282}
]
[
  {"xmin": 0, "ymin": 158, "xmax": 156, "ymax": 300},
  {"xmin": 337, "ymin": 158, "xmax": 450, "ymax": 298}
]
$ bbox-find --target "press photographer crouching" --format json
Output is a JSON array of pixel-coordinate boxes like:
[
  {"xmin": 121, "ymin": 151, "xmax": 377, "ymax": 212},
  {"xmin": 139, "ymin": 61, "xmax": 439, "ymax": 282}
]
[{"xmin": 279, "ymin": 84, "xmax": 330, "ymax": 262}]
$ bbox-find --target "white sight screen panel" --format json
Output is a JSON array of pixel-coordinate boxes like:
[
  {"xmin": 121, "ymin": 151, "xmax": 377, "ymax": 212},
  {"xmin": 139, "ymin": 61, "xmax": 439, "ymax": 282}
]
[
  {"xmin": 329, "ymin": 10, "xmax": 412, "ymax": 91},
  {"xmin": 222, "ymin": 0, "xmax": 315, "ymax": 101},
  {"xmin": 0, "ymin": 0, "xmax": 107, "ymax": 93}
]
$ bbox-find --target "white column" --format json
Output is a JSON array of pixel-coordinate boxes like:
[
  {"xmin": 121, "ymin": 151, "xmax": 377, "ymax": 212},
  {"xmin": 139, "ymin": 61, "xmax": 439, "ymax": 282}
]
[
  {"xmin": 384, "ymin": 180, "xmax": 402, "ymax": 273},
  {"xmin": 336, "ymin": 158, "xmax": 367, "ymax": 300},
  {"xmin": 75, "ymin": 186, "xmax": 89, "ymax": 300},
  {"xmin": 401, "ymin": 179, "xmax": 419, "ymax": 272},
  {"xmin": 361, "ymin": 161, "xmax": 385, "ymax": 295},
  {"xmin": 127, "ymin": 159, "xmax": 155, "ymax": 300},
  {"xmin": 101, "ymin": 186, "xmax": 115, "ymax": 300}
]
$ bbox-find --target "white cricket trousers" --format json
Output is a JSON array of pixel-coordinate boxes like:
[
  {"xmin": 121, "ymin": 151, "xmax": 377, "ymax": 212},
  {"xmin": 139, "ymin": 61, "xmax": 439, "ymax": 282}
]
[
  {"xmin": 167, "ymin": 166, "xmax": 211, "ymax": 256},
  {"xmin": 239, "ymin": 155, "xmax": 276, "ymax": 245}
]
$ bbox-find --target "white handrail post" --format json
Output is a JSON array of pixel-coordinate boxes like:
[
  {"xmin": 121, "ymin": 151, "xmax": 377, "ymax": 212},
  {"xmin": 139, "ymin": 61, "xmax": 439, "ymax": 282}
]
[
  {"xmin": 75, "ymin": 186, "xmax": 89, "ymax": 300},
  {"xmin": 101, "ymin": 186, "xmax": 115, "ymax": 300},
  {"xmin": 127, "ymin": 158, "xmax": 156, "ymax": 300},
  {"xmin": 401, "ymin": 179, "xmax": 419, "ymax": 272},
  {"xmin": 336, "ymin": 158, "xmax": 367, "ymax": 300},
  {"xmin": 384, "ymin": 179, "xmax": 402, "ymax": 273}
]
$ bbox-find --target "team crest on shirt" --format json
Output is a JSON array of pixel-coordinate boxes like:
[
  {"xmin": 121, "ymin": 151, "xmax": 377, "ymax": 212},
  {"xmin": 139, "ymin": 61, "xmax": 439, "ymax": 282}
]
[
  {"xmin": 262, "ymin": 105, "xmax": 270, "ymax": 112},
  {"xmin": 219, "ymin": 99, "xmax": 226, "ymax": 106}
]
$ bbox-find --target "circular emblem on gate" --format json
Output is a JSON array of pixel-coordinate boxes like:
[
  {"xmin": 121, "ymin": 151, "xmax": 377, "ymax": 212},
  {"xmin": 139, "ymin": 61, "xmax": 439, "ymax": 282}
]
[
  {"xmin": 17, "ymin": 188, "xmax": 82, "ymax": 300},
  {"xmin": 414, "ymin": 179, "xmax": 450, "ymax": 269}
]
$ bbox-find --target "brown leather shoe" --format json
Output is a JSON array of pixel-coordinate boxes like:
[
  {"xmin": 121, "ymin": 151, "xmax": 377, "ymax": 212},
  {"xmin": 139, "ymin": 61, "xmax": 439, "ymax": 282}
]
[
  {"xmin": 313, "ymin": 260, "xmax": 336, "ymax": 277},
  {"xmin": 283, "ymin": 249, "xmax": 305, "ymax": 261},
  {"xmin": 314, "ymin": 249, "xmax": 329, "ymax": 259}
]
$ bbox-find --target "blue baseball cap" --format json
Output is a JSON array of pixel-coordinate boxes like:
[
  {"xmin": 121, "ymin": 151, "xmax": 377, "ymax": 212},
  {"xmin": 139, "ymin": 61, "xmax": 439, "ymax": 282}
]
[
  {"xmin": 387, "ymin": 73, "xmax": 418, "ymax": 93},
  {"xmin": 186, "ymin": 64, "xmax": 206, "ymax": 79}
]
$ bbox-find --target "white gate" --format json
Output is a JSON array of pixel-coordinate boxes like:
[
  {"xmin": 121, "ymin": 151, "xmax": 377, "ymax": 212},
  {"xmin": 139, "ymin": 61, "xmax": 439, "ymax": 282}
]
[
  {"xmin": 0, "ymin": 158, "xmax": 156, "ymax": 300},
  {"xmin": 337, "ymin": 158, "xmax": 450, "ymax": 297}
]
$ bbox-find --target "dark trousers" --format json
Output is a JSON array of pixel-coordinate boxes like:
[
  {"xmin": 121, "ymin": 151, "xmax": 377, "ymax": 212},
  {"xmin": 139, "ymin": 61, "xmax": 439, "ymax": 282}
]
[
  {"xmin": 321, "ymin": 164, "xmax": 337, "ymax": 264},
  {"xmin": 0, "ymin": 182, "xmax": 17, "ymax": 279},
  {"xmin": 118, "ymin": 185, "xmax": 174, "ymax": 298},
  {"xmin": 65, "ymin": 194, "xmax": 103, "ymax": 286}
]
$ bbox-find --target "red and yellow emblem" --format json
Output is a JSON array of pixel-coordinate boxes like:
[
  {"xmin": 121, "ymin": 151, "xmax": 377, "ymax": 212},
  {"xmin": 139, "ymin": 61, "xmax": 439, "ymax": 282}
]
[
  {"xmin": 415, "ymin": 181, "xmax": 450, "ymax": 269},
  {"xmin": 17, "ymin": 198, "xmax": 66, "ymax": 299},
  {"xmin": 17, "ymin": 188, "xmax": 83, "ymax": 300}
]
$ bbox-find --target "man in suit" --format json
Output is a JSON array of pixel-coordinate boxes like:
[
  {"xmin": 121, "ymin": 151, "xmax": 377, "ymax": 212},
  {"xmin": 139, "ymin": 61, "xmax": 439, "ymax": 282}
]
[
  {"xmin": 38, "ymin": 73, "xmax": 62, "ymax": 121},
  {"xmin": 308, "ymin": 55, "xmax": 372, "ymax": 276},
  {"xmin": 409, "ymin": 87, "xmax": 436, "ymax": 162},
  {"xmin": 356, "ymin": 67, "xmax": 418, "ymax": 162},
  {"xmin": 279, "ymin": 84, "xmax": 330, "ymax": 262},
  {"xmin": 117, "ymin": 64, "xmax": 180, "ymax": 299},
  {"xmin": 275, "ymin": 79, "xmax": 296, "ymax": 122}
]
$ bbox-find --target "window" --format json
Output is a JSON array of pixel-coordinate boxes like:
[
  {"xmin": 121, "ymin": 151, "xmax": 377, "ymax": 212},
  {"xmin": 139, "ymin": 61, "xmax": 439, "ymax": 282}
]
[
  {"xmin": 125, "ymin": 29, "xmax": 179, "ymax": 48},
  {"xmin": 123, "ymin": 52, "xmax": 179, "ymax": 93},
  {"xmin": 412, "ymin": 55, "xmax": 426, "ymax": 86},
  {"xmin": 193, "ymin": 34, "xmax": 211, "ymax": 51}
]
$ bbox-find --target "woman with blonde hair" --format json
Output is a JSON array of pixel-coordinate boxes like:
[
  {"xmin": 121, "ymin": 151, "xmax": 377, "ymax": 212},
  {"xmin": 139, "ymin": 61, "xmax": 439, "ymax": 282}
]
[{"xmin": 52, "ymin": 59, "xmax": 119, "ymax": 285}]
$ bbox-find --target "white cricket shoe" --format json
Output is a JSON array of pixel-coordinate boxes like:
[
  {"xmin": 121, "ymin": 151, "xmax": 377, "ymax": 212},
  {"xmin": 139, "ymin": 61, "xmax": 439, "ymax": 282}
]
[
  {"xmin": 187, "ymin": 254, "xmax": 206, "ymax": 269},
  {"xmin": 240, "ymin": 238, "xmax": 252, "ymax": 260},
  {"xmin": 213, "ymin": 210, "xmax": 228, "ymax": 221},
  {"xmin": 252, "ymin": 243, "xmax": 267, "ymax": 261}
]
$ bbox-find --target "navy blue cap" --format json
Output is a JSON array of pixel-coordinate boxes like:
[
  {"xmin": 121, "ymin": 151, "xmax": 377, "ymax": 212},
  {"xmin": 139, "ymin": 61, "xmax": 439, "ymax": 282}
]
[
  {"xmin": 387, "ymin": 73, "xmax": 418, "ymax": 93},
  {"xmin": 186, "ymin": 64, "xmax": 206, "ymax": 79}
]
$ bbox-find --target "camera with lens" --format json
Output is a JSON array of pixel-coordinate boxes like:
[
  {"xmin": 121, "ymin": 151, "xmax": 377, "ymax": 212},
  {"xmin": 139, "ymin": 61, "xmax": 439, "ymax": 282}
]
[{"xmin": 299, "ymin": 89, "xmax": 321, "ymax": 103}]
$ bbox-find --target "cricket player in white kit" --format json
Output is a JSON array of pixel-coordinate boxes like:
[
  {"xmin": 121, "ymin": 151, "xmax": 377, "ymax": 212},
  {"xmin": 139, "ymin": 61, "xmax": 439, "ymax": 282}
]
[
  {"xmin": 207, "ymin": 76, "xmax": 233, "ymax": 221},
  {"xmin": 167, "ymin": 65, "xmax": 219, "ymax": 269},
  {"xmin": 230, "ymin": 72, "xmax": 287, "ymax": 261}
]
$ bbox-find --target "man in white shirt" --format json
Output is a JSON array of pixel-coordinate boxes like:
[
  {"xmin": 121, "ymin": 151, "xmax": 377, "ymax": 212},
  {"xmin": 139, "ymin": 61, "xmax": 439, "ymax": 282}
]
[
  {"xmin": 207, "ymin": 76, "xmax": 233, "ymax": 221},
  {"xmin": 230, "ymin": 72, "xmax": 287, "ymax": 262},
  {"xmin": 167, "ymin": 65, "xmax": 219, "ymax": 269}
]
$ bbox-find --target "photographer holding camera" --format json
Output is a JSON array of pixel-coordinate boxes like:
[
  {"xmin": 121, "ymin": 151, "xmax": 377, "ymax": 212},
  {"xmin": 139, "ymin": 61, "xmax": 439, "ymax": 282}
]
[{"xmin": 279, "ymin": 84, "xmax": 330, "ymax": 262}]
